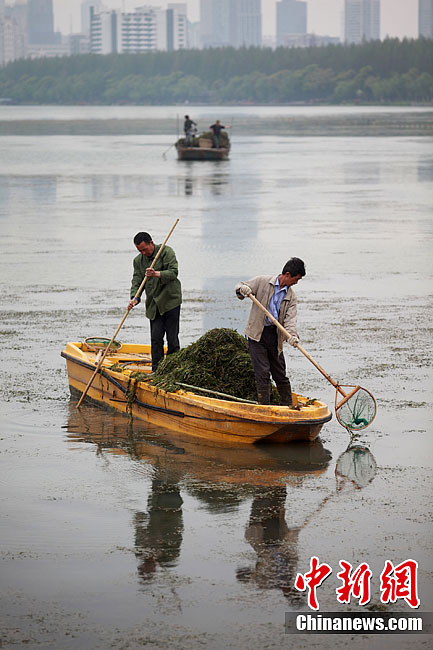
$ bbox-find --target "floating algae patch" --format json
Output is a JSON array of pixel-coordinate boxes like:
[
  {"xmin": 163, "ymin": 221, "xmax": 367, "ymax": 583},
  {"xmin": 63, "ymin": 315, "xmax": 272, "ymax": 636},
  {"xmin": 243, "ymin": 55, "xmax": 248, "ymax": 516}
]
[{"xmin": 150, "ymin": 328, "xmax": 270, "ymax": 403}]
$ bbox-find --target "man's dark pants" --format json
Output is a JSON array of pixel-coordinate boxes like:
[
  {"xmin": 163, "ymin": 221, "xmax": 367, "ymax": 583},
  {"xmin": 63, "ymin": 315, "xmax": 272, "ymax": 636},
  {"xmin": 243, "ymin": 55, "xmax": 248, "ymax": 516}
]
[
  {"xmin": 150, "ymin": 305, "xmax": 180, "ymax": 371},
  {"xmin": 248, "ymin": 325, "xmax": 291, "ymax": 403}
]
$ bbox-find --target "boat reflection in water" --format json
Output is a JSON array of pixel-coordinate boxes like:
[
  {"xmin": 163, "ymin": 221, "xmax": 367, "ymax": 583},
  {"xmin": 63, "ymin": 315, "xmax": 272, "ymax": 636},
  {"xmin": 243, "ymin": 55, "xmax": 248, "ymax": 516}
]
[{"xmin": 65, "ymin": 403, "xmax": 376, "ymax": 595}]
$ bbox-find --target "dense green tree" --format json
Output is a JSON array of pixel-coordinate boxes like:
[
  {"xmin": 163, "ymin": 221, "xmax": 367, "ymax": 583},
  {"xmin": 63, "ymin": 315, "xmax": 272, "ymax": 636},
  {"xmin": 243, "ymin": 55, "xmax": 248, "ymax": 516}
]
[{"xmin": 0, "ymin": 38, "xmax": 432, "ymax": 104}]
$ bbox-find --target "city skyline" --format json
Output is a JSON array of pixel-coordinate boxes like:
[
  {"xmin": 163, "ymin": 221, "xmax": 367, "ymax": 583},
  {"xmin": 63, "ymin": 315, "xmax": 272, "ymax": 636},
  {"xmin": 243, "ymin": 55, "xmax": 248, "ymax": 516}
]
[{"xmin": 48, "ymin": 0, "xmax": 418, "ymax": 40}]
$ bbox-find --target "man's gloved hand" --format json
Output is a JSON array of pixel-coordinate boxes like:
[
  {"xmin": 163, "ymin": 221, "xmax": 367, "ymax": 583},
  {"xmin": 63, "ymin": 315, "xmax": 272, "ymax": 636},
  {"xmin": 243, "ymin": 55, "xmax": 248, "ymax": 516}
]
[
  {"xmin": 288, "ymin": 335, "xmax": 299, "ymax": 347},
  {"xmin": 237, "ymin": 284, "xmax": 252, "ymax": 297}
]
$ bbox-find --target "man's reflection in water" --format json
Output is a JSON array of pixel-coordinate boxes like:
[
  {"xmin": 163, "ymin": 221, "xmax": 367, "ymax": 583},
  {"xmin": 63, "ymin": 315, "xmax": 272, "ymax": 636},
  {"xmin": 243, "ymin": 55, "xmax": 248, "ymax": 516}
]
[
  {"xmin": 236, "ymin": 445, "xmax": 377, "ymax": 601},
  {"xmin": 134, "ymin": 472, "xmax": 183, "ymax": 582},
  {"xmin": 236, "ymin": 486, "xmax": 302, "ymax": 605}
]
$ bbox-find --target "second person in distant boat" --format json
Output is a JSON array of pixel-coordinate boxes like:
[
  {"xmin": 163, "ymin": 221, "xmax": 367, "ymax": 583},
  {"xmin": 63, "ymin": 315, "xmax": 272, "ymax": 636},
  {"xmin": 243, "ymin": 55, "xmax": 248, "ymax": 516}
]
[{"xmin": 209, "ymin": 120, "xmax": 230, "ymax": 149}]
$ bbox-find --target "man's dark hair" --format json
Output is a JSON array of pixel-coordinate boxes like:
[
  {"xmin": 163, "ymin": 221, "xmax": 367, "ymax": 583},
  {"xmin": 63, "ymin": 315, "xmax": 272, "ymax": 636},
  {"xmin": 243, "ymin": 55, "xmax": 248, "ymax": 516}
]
[
  {"xmin": 282, "ymin": 257, "xmax": 306, "ymax": 277},
  {"xmin": 134, "ymin": 232, "xmax": 152, "ymax": 245}
]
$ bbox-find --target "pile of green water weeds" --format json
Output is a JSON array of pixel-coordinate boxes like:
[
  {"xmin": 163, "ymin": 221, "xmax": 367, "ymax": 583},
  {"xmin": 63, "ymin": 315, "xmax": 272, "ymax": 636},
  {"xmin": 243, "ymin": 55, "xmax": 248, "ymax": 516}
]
[
  {"xmin": 150, "ymin": 328, "xmax": 279, "ymax": 403},
  {"xmin": 177, "ymin": 130, "xmax": 230, "ymax": 149},
  {"xmin": 199, "ymin": 130, "xmax": 230, "ymax": 147}
]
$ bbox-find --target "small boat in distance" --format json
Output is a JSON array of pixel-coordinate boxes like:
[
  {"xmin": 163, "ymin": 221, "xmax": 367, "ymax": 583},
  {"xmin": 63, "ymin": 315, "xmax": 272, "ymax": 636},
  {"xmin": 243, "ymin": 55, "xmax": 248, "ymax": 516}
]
[
  {"xmin": 176, "ymin": 130, "xmax": 230, "ymax": 161},
  {"xmin": 61, "ymin": 340, "xmax": 332, "ymax": 445}
]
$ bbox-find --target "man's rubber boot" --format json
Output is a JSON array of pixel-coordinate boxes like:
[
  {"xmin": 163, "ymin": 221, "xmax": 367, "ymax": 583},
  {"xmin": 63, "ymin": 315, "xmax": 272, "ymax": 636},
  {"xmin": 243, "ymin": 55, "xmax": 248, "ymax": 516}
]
[
  {"xmin": 277, "ymin": 383, "xmax": 293, "ymax": 407},
  {"xmin": 256, "ymin": 384, "xmax": 271, "ymax": 405}
]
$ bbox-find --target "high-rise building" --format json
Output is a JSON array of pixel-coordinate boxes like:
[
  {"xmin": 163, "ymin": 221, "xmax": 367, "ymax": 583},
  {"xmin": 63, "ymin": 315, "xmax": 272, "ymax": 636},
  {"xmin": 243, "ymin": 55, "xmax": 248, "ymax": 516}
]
[
  {"xmin": 81, "ymin": 0, "xmax": 102, "ymax": 36},
  {"xmin": 27, "ymin": 0, "xmax": 56, "ymax": 45},
  {"xmin": 276, "ymin": 0, "xmax": 307, "ymax": 47},
  {"xmin": 0, "ymin": 11, "xmax": 26, "ymax": 65},
  {"xmin": 200, "ymin": 0, "xmax": 261, "ymax": 48},
  {"xmin": 200, "ymin": 0, "xmax": 231, "ymax": 48},
  {"xmin": 232, "ymin": 0, "xmax": 261, "ymax": 48},
  {"xmin": 9, "ymin": 0, "xmax": 27, "ymax": 38},
  {"xmin": 90, "ymin": 5, "xmax": 188, "ymax": 54},
  {"xmin": 419, "ymin": 0, "xmax": 433, "ymax": 37},
  {"xmin": 344, "ymin": 0, "xmax": 380, "ymax": 44},
  {"xmin": 1, "ymin": 0, "xmax": 27, "ymax": 64},
  {"xmin": 167, "ymin": 4, "xmax": 189, "ymax": 51},
  {"xmin": 90, "ymin": 8, "xmax": 116, "ymax": 54}
]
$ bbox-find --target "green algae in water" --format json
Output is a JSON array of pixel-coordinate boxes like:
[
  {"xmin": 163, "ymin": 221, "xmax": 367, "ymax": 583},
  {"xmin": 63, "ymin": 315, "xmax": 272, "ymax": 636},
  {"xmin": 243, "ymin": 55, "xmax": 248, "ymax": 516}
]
[{"xmin": 150, "ymin": 328, "xmax": 276, "ymax": 403}]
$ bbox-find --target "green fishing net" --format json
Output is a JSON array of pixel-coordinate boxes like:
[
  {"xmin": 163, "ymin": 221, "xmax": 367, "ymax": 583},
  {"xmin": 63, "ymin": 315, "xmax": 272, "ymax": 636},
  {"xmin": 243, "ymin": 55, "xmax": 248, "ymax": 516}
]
[
  {"xmin": 336, "ymin": 387, "xmax": 377, "ymax": 431},
  {"xmin": 85, "ymin": 337, "xmax": 122, "ymax": 352}
]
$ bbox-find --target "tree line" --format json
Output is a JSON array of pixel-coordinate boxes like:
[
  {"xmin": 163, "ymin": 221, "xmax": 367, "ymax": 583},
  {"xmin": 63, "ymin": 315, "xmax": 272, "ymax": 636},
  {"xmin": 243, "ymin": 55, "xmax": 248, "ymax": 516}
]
[{"xmin": 1, "ymin": 38, "xmax": 432, "ymax": 104}]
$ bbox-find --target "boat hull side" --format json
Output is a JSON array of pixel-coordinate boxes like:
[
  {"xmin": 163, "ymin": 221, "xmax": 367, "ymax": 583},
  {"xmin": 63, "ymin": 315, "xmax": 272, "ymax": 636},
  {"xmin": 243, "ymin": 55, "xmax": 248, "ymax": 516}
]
[
  {"xmin": 176, "ymin": 147, "xmax": 229, "ymax": 161},
  {"xmin": 62, "ymin": 352, "xmax": 330, "ymax": 445}
]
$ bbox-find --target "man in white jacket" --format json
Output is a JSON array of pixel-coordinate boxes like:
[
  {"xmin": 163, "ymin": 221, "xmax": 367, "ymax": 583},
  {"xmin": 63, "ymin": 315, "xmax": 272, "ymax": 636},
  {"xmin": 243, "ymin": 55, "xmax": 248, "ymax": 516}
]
[{"xmin": 235, "ymin": 257, "xmax": 306, "ymax": 406}]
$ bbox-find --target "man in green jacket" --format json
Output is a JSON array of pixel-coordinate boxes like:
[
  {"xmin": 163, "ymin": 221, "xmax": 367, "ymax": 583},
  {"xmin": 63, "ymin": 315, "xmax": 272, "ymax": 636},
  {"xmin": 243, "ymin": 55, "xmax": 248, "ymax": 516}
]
[{"xmin": 127, "ymin": 231, "xmax": 182, "ymax": 372}]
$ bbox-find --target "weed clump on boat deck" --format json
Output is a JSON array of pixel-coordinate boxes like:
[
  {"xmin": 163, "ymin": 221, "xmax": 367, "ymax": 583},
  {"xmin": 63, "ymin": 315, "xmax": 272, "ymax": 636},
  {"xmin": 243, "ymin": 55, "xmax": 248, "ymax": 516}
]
[
  {"xmin": 151, "ymin": 328, "xmax": 262, "ymax": 402},
  {"xmin": 177, "ymin": 130, "xmax": 230, "ymax": 149}
]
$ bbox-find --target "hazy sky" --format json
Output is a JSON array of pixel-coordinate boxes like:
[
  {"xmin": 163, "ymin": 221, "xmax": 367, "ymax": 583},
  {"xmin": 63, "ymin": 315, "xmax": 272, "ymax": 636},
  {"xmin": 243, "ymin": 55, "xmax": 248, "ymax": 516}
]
[{"xmin": 51, "ymin": 0, "xmax": 418, "ymax": 39}]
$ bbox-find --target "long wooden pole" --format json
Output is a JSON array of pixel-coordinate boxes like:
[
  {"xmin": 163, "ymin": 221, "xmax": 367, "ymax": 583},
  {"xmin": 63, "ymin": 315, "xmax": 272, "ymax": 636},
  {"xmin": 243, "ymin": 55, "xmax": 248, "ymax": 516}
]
[
  {"xmin": 77, "ymin": 218, "xmax": 180, "ymax": 408},
  {"xmin": 176, "ymin": 382, "xmax": 257, "ymax": 404},
  {"xmin": 247, "ymin": 293, "xmax": 347, "ymax": 398},
  {"xmin": 162, "ymin": 142, "xmax": 175, "ymax": 158}
]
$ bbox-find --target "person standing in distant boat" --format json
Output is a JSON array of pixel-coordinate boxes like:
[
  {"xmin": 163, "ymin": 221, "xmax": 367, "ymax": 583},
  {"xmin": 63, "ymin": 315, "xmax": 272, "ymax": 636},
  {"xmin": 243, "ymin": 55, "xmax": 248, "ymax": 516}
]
[
  {"xmin": 127, "ymin": 232, "xmax": 182, "ymax": 372},
  {"xmin": 209, "ymin": 120, "xmax": 230, "ymax": 149},
  {"xmin": 183, "ymin": 115, "xmax": 197, "ymax": 146},
  {"xmin": 235, "ymin": 258, "xmax": 306, "ymax": 406}
]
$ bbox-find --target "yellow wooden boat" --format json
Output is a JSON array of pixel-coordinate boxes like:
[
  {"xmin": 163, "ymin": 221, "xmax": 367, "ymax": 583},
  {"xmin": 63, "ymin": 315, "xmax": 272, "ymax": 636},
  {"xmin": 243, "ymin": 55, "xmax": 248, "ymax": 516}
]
[{"xmin": 61, "ymin": 341, "xmax": 332, "ymax": 444}]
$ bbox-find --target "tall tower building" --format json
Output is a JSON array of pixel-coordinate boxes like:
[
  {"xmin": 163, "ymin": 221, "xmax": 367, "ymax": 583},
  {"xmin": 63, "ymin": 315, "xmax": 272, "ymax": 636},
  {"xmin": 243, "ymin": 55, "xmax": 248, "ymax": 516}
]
[
  {"xmin": 167, "ymin": 3, "xmax": 189, "ymax": 50},
  {"xmin": 419, "ymin": 0, "xmax": 433, "ymax": 37},
  {"xmin": 200, "ymin": 0, "xmax": 261, "ymax": 48},
  {"xmin": 0, "ymin": 10, "xmax": 26, "ymax": 64},
  {"xmin": 232, "ymin": 0, "xmax": 261, "ymax": 47},
  {"xmin": 27, "ymin": 0, "xmax": 56, "ymax": 44},
  {"xmin": 200, "ymin": 0, "xmax": 232, "ymax": 48},
  {"xmin": 276, "ymin": 0, "xmax": 307, "ymax": 47},
  {"xmin": 90, "ymin": 8, "xmax": 117, "ymax": 54},
  {"xmin": 81, "ymin": 0, "xmax": 102, "ymax": 35},
  {"xmin": 344, "ymin": 0, "xmax": 380, "ymax": 44}
]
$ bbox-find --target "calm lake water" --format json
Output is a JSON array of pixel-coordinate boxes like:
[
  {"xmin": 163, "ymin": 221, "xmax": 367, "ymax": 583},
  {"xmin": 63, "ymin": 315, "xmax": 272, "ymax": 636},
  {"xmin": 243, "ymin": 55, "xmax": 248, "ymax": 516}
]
[{"xmin": 0, "ymin": 105, "xmax": 432, "ymax": 649}]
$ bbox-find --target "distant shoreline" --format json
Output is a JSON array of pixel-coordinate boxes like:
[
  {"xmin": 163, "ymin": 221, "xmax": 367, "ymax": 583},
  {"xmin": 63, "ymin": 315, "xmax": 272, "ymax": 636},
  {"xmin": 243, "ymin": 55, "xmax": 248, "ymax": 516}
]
[
  {"xmin": 1, "ymin": 101, "xmax": 432, "ymax": 107},
  {"xmin": 1, "ymin": 110, "xmax": 432, "ymax": 137}
]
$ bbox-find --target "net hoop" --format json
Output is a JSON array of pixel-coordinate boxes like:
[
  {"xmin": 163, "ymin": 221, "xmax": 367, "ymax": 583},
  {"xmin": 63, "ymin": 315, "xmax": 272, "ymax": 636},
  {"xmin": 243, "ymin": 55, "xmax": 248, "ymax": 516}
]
[
  {"xmin": 335, "ymin": 385, "xmax": 377, "ymax": 431},
  {"xmin": 84, "ymin": 337, "xmax": 122, "ymax": 352}
]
